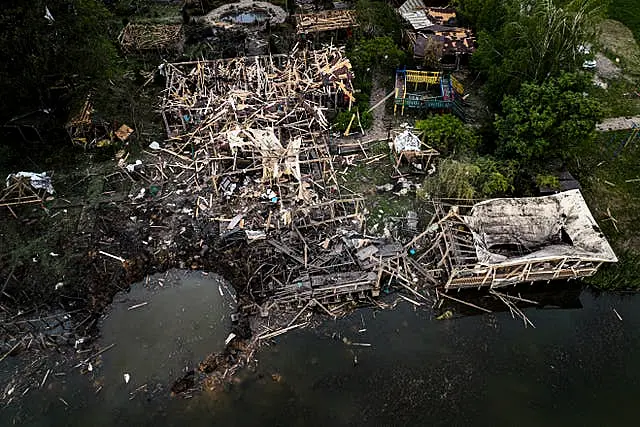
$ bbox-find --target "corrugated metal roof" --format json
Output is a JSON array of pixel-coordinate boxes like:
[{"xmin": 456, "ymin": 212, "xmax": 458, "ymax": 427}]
[
  {"xmin": 398, "ymin": 0, "xmax": 426, "ymax": 15},
  {"xmin": 398, "ymin": 0, "xmax": 432, "ymax": 30}
]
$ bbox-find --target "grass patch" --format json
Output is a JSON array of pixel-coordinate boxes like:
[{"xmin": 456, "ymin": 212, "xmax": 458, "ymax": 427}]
[
  {"xmin": 598, "ymin": 19, "xmax": 640, "ymax": 77},
  {"xmin": 589, "ymin": 77, "xmax": 640, "ymax": 117},
  {"xmin": 569, "ymin": 130, "xmax": 640, "ymax": 289},
  {"xmin": 339, "ymin": 141, "xmax": 427, "ymax": 227},
  {"xmin": 609, "ymin": 1, "xmax": 640, "ymax": 43}
]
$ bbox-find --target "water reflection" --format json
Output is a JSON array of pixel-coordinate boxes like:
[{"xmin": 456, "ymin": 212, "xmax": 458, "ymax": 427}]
[{"xmin": 2, "ymin": 288, "xmax": 639, "ymax": 426}]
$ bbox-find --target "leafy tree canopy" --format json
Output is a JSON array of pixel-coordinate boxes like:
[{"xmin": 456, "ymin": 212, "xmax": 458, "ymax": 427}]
[
  {"xmin": 348, "ymin": 36, "xmax": 406, "ymax": 75},
  {"xmin": 0, "ymin": 0, "xmax": 120, "ymax": 121},
  {"xmin": 494, "ymin": 72, "xmax": 603, "ymax": 164},
  {"xmin": 414, "ymin": 115, "xmax": 480, "ymax": 156},
  {"xmin": 355, "ymin": 0, "xmax": 404, "ymax": 43},
  {"xmin": 465, "ymin": 0, "xmax": 606, "ymax": 110}
]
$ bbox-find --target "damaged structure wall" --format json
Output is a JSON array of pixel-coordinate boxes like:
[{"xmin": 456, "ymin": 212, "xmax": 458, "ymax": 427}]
[{"xmin": 425, "ymin": 190, "xmax": 618, "ymax": 290}]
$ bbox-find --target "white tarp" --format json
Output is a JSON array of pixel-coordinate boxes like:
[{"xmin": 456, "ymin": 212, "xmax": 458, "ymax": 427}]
[
  {"xmin": 393, "ymin": 129, "xmax": 421, "ymax": 153},
  {"xmin": 462, "ymin": 189, "xmax": 617, "ymax": 265},
  {"xmin": 6, "ymin": 172, "xmax": 55, "ymax": 194}
]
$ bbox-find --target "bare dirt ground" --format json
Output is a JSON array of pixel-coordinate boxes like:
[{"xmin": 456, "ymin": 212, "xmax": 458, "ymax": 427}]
[{"xmin": 597, "ymin": 115, "xmax": 640, "ymax": 131}]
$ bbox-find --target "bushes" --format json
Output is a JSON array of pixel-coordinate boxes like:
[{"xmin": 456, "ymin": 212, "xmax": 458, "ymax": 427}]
[
  {"xmin": 420, "ymin": 156, "xmax": 516, "ymax": 200},
  {"xmin": 415, "ymin": 115, "xmax": 480, "ymax": 156},
  {"xmin": 0, "ymin": 0, "xmax": 120, "ymax": 121},
  {"xmin": 495, "ymin": 73, "xmax": 603, "ymax": 164},
  {"xmin": 332, "ymin": 110, "xmax": 373, "ymax": 132}
]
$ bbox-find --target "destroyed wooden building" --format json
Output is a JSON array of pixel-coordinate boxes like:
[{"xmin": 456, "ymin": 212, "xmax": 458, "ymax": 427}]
[
  {"xmin": 294, "ymin": 9, "xmax": 358, "ymax": 35},
  {"xmin": 424, "ymin": 190, "xmax": 617, "ymax": 291},
  {"xmin": 394, "ymin": 69, "xmax": 465, "ymax": 119},
  {"xmin": 390, "ymin": 128, "xmax": 439, "ymax": 173},
  {"xmin": 118, "ymin": 23, "xmax": 185, "ymax": 53},
  {"xmin": 397, "ymin": 0, "xmax": 475, "ymax": 69},
  {"xmin": 156, "ymin": 46, "xmax": 417, "ymax": 309}
]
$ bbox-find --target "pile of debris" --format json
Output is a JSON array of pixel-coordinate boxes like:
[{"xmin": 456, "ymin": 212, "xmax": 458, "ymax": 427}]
[
  {"xmin": 118, "ymin": 23, "xmax": 185, "ymax": 54},
  {"xmin": 113, "ymin": 44, "xmax": 440, "ymax": 339},
  {"xmin": 397, "ymin": 0, "xmax": 476, "ymax": 69},
  {"xmin": 294, "ymin": 9, "xmax": 359, "ymax": 34}
]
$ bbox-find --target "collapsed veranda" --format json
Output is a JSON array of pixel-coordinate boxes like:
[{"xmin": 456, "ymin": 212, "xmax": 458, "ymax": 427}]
[{"xmin": 426, "ymin": 190, "xmax": 618, "ymax": 291}]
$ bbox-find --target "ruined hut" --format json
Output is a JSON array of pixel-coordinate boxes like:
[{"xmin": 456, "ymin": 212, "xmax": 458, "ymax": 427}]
[
  {"xmin": 390, "ymin": 128, "xmax": 439, "ymax": 172},
  {"xmin": 397, "ymin": 0, "xmax": 475, "ymax": 69},
  {"xmin": 430, "ymin": 190, "xmax": 617, "ymax": 290},
  {"xmin": 118, "ymin": 23, "xmax": 185, "ymax": 54},
  {"xmin": 294, "ymin": 9, "xmax": 358, "ymax": 35}
]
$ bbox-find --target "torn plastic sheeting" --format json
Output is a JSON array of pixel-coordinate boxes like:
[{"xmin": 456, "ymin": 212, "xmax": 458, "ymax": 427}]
[
  {"xmin": 44, "ymin": 6, "xmax": 55, "ymax": 23},
  {"xmin": 393, "ymin": 130, "xmax": 421, "ymax": 153},
  {"xmin": 6, "ymin": 172, "xmax": 55, "ymax": 194}
]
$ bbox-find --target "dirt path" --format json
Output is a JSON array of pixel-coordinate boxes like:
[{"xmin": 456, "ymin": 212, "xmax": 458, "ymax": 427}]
[
  {"xmin": 366, "ymin": 74, "xmax": 396, "ymax": 141},
  {"xmin": 597, "ymin": 115, "xmax": 640, "ymax": 131}
]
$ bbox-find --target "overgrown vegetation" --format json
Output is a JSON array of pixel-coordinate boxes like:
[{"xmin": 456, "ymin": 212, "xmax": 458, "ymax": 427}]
[
  {"xmin": 415, "ymin": 115, "xmax": 480, "ymax": 156},
  {"xmin": 609, "ymin": 0, "xmax": 640, "ymax": 41},
  {"xmin": 0, "ymin": 0, "xmax": 121, "ymax": 121},
  {"xmin": 495, "ymin": 72, "xmax": 603, "ymax": 164},
  {"xmin": 459, "ymin": 0, "xmax": 606, "ymax": 111},
  {"xmin": 570, "ymin": 130, "xmax": 640, "ymax": 289}
]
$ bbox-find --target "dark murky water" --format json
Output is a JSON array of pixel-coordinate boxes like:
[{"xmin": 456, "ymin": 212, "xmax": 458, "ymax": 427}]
[
  {"xmin": 2, "ymin": 281, "xmax": 640, "ymax": 426},
  {"xmin": 222, "ymin": 11, "xmax": 269, "ymax": 25}
]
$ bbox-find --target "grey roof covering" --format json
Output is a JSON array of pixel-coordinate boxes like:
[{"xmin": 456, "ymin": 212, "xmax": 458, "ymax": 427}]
[
  {"xmin": 462, "ymin": 190, "xmax": 617, "ymax": 266},
  {"xmin": 398, "ymin": 0, "xmax": 432, "ymax": 30}
]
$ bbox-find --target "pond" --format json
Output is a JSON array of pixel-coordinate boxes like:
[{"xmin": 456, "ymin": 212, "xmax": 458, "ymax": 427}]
[
  {"xmin": 221, "ymin": 11, "xmax": 269, "ymax": 25},
  {"xmin": 2, "ymin": 285, "xmax": 640, "ymax": 426}
]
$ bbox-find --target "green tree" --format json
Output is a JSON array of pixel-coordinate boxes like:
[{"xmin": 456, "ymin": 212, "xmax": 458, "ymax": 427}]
[
  {"xmin": 454, "ymin": 0, "xmax": 517, "ymax": 33},
  {"xmin": 414, "ymin": 115, "xmax": 480, "ymax": 156},
  {"xmin": 355, "ymin": 0, "xmax": 404, "ymax": 42},
  {"xmin": 348, "ymin": 36, "xmax": 406, "ymax": 75},
  {"xmin": 470, "ymin": 0, "xmax": 606, "ymax": 110},
  {"xmin": 474, "ymin": 156, "xmax": 517, "ymax": 197},
  {"xmin": 0, "ymin": 0, "xmax": 120, "ymax": 120},
  {"xmin": 494, "ymin": 72, "xmax": 603, "ymax": 163},
  {"xmin": 422, "ymin": 159, "xmax": 480, "ymax": 199}
]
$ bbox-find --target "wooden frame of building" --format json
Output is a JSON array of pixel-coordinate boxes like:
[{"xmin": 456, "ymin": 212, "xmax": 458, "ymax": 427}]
[
  {"xmin": 425, "ymin": 190, "xmax": 617, "ymax": 291},
  {"xmin": 294, "ymin": 9, "xmax": 358, "ymax": 34},
  {"xmin": 118, "ymin": 23, "xmax": 185, "ymax": 53}
]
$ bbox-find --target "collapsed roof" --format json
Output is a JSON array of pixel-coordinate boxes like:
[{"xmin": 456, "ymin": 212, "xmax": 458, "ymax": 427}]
[
  {"xmin": 463, "ymin": 190, "xmax": 617, "ymax": 266},
  {"xmin": 398, "ymin": 0, "xmax": 475, "ymax": 59},
  {"xmin": 427, "ymin": 190, "xmax": 617, "ymax": 290}
]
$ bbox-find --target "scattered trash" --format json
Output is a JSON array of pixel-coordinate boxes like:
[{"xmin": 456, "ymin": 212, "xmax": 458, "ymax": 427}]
[
  {"xmin": 125, "ymin": 160, "xmax": 143, "ymax": 173},
  {"xmin": 127, "ymin": 302, "xmax": 148, "ymax": 311},
  {"xmin": 5, "ymin": 172, "xmax": 55, "ymax": 194},
  {"xmin": 54, "ymin": 282, "xmax": 64, "ymax": 290},
  {"xmin": 44, "ymin": 6, "xmax": 54, "ymax": 23},
  {"xmin": 613, "ymin": 308, "xmax": 623, "ymax": 321},
  {"xmin": 115, "ymin": 124, "xmax": 134, "ymax": 141},
  {"xmin": 225, "ymin": 333, "xmax": 237, "ymax": 346},
  {"xmin": 123, "ymin": 373, "xmax": 131, "ymax": 384},
  {"xmin": 436, "ymin": 310, "xmax": 453, "ymax": 320}
]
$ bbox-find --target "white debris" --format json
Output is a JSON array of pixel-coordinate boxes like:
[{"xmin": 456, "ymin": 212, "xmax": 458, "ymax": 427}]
[
  {"xmin": 124, "ymin": 373, "xmax": 130, "ymax": 384},
  {"xmin": 55, "ymin": 282, "xmax": 64, "ymax": 290},
  {"xmin": 225, "ymin": 333, "xmax": 237, "ymax": 346},
  {"xmin": 6, "ymin": 172, "xmax": 55, "ymax": 194},
  {"xmin": 44, "ymin": 6, "xmax": 55, "ymax": 23},
  {"xmin": 125, "ymin": 159, "xmax": 143, "ymax": 172},
  {"xmin": 393, "ymin": 130, "xmax": 421, "ymax": 153}
]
